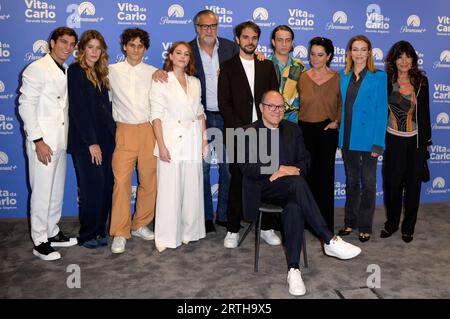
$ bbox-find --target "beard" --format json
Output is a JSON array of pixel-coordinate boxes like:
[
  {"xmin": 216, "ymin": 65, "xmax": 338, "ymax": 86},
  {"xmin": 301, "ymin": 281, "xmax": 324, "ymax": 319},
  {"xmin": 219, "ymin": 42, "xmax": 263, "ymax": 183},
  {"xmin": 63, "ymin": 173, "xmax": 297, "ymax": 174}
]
[
  {"xmin": 200, "ymin": 35, "xmax": 216, "ymax": 46},
  {"xmin": 241, "ymin": 45, "xmax": 256, "ymax": 55}
]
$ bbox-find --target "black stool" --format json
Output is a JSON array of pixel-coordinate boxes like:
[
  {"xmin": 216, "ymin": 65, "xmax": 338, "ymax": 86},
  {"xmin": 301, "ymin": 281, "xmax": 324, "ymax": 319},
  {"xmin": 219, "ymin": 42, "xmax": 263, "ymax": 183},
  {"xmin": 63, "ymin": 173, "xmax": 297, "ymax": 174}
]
[{"xmin": 238, "ymin": 203, "xmax": 309, "ymax": 272}]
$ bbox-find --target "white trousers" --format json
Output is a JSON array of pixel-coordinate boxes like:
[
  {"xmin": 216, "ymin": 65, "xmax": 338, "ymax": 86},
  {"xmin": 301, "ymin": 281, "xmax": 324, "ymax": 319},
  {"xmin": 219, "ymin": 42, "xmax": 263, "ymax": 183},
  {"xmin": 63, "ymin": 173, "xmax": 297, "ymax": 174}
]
[
  {"xmin": 155, "ymin": 160, "xmax": 205, "ymax": 248},
  {"xmin": 26, "ymin": 142, "xmax": 66, "ymax": 246}
]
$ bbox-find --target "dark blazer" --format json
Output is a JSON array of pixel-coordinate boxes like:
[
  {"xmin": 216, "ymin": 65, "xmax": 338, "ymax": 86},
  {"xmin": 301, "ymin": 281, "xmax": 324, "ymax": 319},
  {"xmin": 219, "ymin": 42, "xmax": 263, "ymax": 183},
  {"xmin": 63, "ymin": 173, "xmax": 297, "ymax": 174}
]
[
  {"xmin": 387, "ymin": 76, "xmax": 432, "ymax": 147},
  {"xmin": 218, "ymin": 54, "xmax": 278, "ymax": 129},
  {"xmin": 67, "ymin": 62, "xmax": 115, "ymax": 154},
  {"xmin": 239, "ymin": 120, "xmax": 310, "ymax": 222},
  {"xmin": 189, "ymin": 37, "xmax": 239, "ymax": 109}
]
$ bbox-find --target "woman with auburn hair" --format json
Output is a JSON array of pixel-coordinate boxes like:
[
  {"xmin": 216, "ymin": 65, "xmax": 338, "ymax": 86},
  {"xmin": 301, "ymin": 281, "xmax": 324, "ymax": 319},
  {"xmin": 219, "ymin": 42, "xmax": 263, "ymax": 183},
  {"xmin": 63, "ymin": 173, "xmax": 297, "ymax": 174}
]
[
  {"xmin": 150, "ymin": 41, "xmax": 207, "ymax": 252},
  {"xmin": 67, "ymin": 30, "xmax": 115, "ymax": 248},
  {"xmin": 381, "ymin": 40, "xmax": 432, "ymax": 243},
  {"xmin": 337, "ymin": 35, "xmax": 388, "ymax": 242}
]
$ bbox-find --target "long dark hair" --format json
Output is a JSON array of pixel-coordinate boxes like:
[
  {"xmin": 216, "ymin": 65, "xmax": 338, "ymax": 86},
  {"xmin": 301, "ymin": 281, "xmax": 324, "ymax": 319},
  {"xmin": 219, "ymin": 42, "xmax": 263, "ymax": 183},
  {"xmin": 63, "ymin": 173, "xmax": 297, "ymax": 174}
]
[{"xmin": 385, "ymin": 40, "xmax": 426, "ymax": 90}]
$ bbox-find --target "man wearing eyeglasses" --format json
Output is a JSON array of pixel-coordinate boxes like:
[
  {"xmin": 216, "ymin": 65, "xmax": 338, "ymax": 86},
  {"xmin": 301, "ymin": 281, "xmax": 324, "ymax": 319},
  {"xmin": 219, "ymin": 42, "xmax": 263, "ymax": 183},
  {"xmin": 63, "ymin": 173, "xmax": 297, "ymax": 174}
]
[
  {"xmin": 189, "ymin": 10, "xmax": 239, "ymax": 234},
  {"xmin": 239, "ymin": 90, "xmax": 362, "ymax": 296},
  {"xmin": 218, "ymin": 21, "xmax": 280, "ymax": 249}
]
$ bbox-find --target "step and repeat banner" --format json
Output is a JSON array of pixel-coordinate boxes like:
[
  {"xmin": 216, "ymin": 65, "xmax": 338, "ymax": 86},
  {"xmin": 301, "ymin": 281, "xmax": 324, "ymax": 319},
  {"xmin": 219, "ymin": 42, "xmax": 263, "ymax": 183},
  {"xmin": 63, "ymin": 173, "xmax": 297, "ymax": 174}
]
[{"xmin": 0, "ymin": 0, "xmax": 449, "ymax": 217}]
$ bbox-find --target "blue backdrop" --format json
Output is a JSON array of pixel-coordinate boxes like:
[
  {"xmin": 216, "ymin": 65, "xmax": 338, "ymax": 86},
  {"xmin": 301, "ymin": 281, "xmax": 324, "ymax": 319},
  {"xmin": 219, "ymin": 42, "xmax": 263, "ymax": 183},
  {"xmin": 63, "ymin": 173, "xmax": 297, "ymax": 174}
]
[{"xmin": 0, "ymin": 0, "xmax": 449, "ymax": 217}]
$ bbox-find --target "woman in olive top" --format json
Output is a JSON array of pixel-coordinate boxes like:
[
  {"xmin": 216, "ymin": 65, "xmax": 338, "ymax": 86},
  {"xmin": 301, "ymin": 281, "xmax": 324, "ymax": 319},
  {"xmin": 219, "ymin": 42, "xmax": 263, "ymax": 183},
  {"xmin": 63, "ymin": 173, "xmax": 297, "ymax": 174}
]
[{"xmin": 297, "ymin": 37, "xmax": 341, "ymax": 232}]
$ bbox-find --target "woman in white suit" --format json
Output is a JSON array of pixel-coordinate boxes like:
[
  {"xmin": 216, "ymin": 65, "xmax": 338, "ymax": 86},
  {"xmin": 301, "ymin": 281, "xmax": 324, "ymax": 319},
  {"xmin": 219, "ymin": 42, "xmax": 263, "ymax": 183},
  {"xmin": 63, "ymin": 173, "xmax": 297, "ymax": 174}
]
[{"xmin": 150, "ymin": 41, "xmax": 207, "ymax": 252}]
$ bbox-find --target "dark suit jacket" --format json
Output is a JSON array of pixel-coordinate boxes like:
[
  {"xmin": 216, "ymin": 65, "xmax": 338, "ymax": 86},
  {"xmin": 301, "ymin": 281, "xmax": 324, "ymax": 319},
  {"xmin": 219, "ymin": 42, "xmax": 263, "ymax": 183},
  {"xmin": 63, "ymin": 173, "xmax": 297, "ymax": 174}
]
[
  {"xmin": 239, "ymin": 120, "xmax": 310, "ymax": 222},
  {"xmin": 189, "ymin": 37, "xmax": 239, "ymax": 110},
  {"xmin": 218, "ymin": 54, "xmax": 278, "ymax": 129},
  {"xmin": 67, "ymin": 62, "xmax": 115, "ymax": 154}
]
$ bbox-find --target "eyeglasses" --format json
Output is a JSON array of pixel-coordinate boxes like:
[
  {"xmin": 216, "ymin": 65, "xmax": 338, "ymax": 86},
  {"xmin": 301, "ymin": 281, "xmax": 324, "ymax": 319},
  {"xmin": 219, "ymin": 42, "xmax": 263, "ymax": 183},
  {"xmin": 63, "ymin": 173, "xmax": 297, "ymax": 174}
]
[
  {"xmin": 196, "ymin": 24, "xmax": 218, "ymax": 30},
  {"xmin": 261, "ymin": 103, "xmax": 285, "ymax": 112}
]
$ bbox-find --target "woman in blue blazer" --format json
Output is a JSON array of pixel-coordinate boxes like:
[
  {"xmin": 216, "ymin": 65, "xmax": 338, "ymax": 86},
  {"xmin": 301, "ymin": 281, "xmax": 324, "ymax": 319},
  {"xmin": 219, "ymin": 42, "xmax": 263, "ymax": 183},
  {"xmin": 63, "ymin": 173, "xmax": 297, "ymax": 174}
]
[
  {"xmin": 337, "ymin": 35, "xmax": 388, "ymax": 242},
  {"xmin": 67, "ymin": 30, "xmax": 115, "ymax": 248}
]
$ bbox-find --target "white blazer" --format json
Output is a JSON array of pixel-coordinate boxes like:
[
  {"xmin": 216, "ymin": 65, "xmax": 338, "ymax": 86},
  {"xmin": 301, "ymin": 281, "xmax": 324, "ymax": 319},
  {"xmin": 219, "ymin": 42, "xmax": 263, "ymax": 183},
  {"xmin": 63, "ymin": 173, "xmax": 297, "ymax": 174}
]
[
  {"xmin": 150, "ymin": 72, "xmax": 204, "ymax": 161},
  {"xmin": 19, "ymin": 53, "xmax": 69, "ymax": 151}
]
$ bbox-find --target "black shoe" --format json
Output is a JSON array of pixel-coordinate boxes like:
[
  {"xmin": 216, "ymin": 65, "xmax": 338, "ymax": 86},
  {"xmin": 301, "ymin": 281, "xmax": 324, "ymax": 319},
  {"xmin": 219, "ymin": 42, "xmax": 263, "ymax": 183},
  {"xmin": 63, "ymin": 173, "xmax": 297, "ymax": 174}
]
[
  {"xmin": 48, "ymin": 231, "xmax": 77, "ymax": 247},
  {"xmin": 402, "ymin": 234, "xmax": 414, "ymax": 243},
  {"xmin": 215, "ymin": 220, "xmax": 227, "ymax": 228},
  {"xmin": 380, "ymin": 229, "xmax": 394, "ymax": 238},
  {"xmin": 205, "ymin": 220, "xmax": 216, "ymax": 233},
  {"xmin": 337, "ymin": 227, "xmax": 352, "ymax": 236},
  {"xmin": 359, "ymin": 233, "xmax": 371, "ymax": 242},
  {"xmin": 96, "ymin": 236, "xmax": 108, "ymax": 247},
  {"xmin": 81, "ymin": 238, "xmax": 99, "ymax": 249},
  {"xmin": 33, "ymin": 242, "xmax": 61, "ymax": 261}
]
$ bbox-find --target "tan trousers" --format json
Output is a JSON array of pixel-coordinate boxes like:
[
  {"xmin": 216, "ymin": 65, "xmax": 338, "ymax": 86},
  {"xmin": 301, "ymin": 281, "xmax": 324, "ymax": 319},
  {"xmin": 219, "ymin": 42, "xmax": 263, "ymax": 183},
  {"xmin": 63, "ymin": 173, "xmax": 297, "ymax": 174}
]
[{"xmin": 110, "ymin": 122, "xmax": 157, "ymax": 238}]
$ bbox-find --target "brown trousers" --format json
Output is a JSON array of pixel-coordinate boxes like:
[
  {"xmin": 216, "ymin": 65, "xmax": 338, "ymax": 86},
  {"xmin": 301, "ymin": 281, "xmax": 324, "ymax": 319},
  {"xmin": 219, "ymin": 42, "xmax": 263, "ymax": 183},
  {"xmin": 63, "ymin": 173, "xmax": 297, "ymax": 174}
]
[{"xmin": 109, "ymin": 122, "xmax": 157, "ymax": 238}]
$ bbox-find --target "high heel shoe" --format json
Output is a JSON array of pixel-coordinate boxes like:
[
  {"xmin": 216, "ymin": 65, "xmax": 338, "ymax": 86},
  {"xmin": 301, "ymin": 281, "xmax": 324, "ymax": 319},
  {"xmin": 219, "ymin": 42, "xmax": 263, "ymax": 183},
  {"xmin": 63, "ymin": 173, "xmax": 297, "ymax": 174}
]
[
  {"xmin": 337, "ymin": 227, "xmax": 352, "ymax": 236},
  {"xmin": 359, "ymin": 233, "xmax": 371, "ymax": 242}
]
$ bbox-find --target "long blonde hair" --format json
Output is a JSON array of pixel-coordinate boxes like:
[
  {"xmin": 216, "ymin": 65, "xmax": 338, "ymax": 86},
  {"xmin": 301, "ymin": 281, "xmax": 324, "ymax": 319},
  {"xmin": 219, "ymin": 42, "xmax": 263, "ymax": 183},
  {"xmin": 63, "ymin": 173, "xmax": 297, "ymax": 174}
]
[
  {"xmin": 344, "ymin": 35, "xmax": 376, "ymax": 74},
  {"xmin": 76, "ymin": 30, "xmax": 110, "ymax": 89}
]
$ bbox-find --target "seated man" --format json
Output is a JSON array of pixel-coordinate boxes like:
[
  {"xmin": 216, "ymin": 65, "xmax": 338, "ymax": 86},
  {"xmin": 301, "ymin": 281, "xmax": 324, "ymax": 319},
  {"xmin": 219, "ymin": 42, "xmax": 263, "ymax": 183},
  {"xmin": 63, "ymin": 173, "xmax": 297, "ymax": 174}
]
[{"xmin": 239, "ymin": 90, "xmax": 361, "ymax": 296}]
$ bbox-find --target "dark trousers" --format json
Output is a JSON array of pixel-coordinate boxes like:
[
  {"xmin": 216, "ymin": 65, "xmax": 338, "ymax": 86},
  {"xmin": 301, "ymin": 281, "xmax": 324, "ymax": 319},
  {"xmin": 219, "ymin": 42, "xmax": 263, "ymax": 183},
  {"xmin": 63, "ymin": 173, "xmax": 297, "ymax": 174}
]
[
  {"xmin": 203, "ymin": 111, "xmax": 230, "ymax": 222},
  {"xmin": 260, "ymin": 175, "xmax": 333, "ymax": 268},
  {"xmin": 383, "ymin": 133, "xmax": 426, "ymax": 235},
  {"xmin": 299, "ymin": 120, "xmax": 338, "ymax": 232},
  {"xmin": 73, "ymin": 145, "xmax": 114, "ymax": 244},
  {"xmin": 342, "ymin": 150, "xmax": 378, "ymax": 233}
]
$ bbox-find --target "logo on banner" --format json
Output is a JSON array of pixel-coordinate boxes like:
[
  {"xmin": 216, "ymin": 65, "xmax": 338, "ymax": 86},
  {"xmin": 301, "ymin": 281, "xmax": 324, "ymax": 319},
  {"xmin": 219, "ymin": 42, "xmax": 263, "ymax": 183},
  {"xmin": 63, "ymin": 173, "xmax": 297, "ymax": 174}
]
[
  {"xmin": 66, "ymin": 1, "xmax": 103, "ymax": 29},
  {"xmin": 252, "ymin": 7, "xmax": 275, "ymax": 27},
  {"xmin": 334, "ymin": 181, "xmax": 346, "ymax": 200},
  {"xmin": 326, "ymin": 11, "xmax": 354, "ymax": 31},
  {"xmin": 0, "ymin": 41, "xmax": 11, "ymax": 62},
  {"xmin": 330, "ymin": 46, "xmax": 347, "ymax": 68},
  {"xmin": 160, "ymin": 41, "xmax": 173, "ymax": 62},
  {"xmin": 24, "ymin": 0, "xmax": 56, "ymax": 23},
  {"xmin": 401, "ymin": 15, "xmax": 426, "ymax": 33},
  {"xmin": 365, "ymin": 4, "xmax": 390, "ymax": 33},
  {"xmin": 24, "ymin": 39, "xmax": 48, "ymax": 61},
  {"xmin": 287, "ymin": 8, "xmax": 315, "ymax": 31},
  {"xmin": 117, "ymin": 2, "xmax": 147, "ymax": 25},
  {"xmin": 160, "ymin": 4, "xmax": 191, "ymax": 25},
  {"xmin": 0, "ymin": 151, "xmax": 16, "ymax": 171},
  {"xmin": 0, "ymin": 189, "xmax": 18, "ymax": 210},
  {"xmin": 437, "ymin": 16, "xmax": 450, "ymax": 36},
  {"xmin": 0, "ymin": 80, "xmax": 13, "ymax": 99},
  {"xmin": 427, "ymin": 177, "xmax": 450, "ymax": 194},
  {"xmin": 429, "ymin": 145, "xmax": 450, "ymax": 163},
  {"xmin": 433, "ymin": 50, "xmax": 450, "ymax": 69},
  {"xmin": 256, "ymin": 45, "xmax": 273, "ymax": 58},
  {"xmin": 0, "ymin": 114, "xmax": 14, "ymax": 135},
  {"xmin": 130, "ymin": 185, "xmax": 137, "ymax": 204},
  {"xmin": 372, "ymin": 48, "xmax": 384, "ymax": 67},
  {"xmin": 293, "ymin": 45, "xmax": 308, "ymax": 60},
  {"xmin": 433, "ymin": 83, "xmax": 450, "ymax": 103},
  {"xmin": 432, "ymin": 112, "xmax": 450, "ymax": 129},
  {"xmin": 114, "ymin": 53, "xmax": 148, "ymax": 63},
  {"xmin": 205, "ymin": 5, "xmax": 233, "ymax": 27},
  {"xmin": 0, "ymin": 3, "xmax": 11, "ymax": 20}
]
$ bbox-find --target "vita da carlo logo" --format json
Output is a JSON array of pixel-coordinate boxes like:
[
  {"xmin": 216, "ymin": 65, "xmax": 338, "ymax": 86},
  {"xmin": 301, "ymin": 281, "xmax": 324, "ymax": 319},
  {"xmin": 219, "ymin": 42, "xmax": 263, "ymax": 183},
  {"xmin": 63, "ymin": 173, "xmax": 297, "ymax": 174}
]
[
  {"xmin": 66, "ymin": 1, "xmax": 103, "ymax": 29},
  {"xmin": 117, "ymin": 2, "xmax": 147, "ymax": 26},
  {"xmin": 160, "ymin": 4, "xmax": 191, "ymax": 25},
  {"xmin": 326, "ymin": 11, "xmax": 354, "ymax": 31},
  {"xmin": 205, "ymin": 5, "xmax": 233, "ymax": 27},
  {"xmin": 331, "ymin": 46, "xmax": 347, "ymax": 68},
  {"xmin": 437, "ymin": 15, "xmax": 450, "ymax": 36},
  {"xmin": 24, "ymin": 39, "xmax": 48, "ymax": 62},
  {"xmin": 401, "ymin": 15, "xmax": 426, "ymax": 33},
  {"xmin": 429, "ymin": 144, "xmax": 450, "ymax": 163},
  {"xmin": 365, "ymin": 4, "xmax": 390, "ymax": 33},
  {"xmin": 433, "ymin": 83, "xmax": 450, "ymax": 103},
  {"xmin": 24, "ymin": 0, "xmax": 57, "ymax": 23},
  {"xmin": 0, "ymin": 188, "xmax": 18, "ymax": 209},
  {"xmin": 0, "ymin": 41, "xmax": 11, "ymax": 62},
  {"xmin": 288, "ymin": 8, "xmax": 315, "ymax": 31},
  {"xmin": 252, "ymin": 7, "xmax": 275, "ymax": 27},
  {"xmin": 0, "ymin": 113, "xmax": 14, "ymax": 134}
]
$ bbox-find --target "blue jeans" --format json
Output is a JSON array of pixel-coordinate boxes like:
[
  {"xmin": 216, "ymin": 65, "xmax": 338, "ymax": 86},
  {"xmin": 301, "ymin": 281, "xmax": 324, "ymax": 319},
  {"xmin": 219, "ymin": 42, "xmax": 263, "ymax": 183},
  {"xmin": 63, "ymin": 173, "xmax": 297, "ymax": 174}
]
[
  {"xmin": 203, "ymin": 111, "xmax": 230, "ymax": 222},
  {"xmin": 342, "ymin": 150, "xmax": 378, "ymax": 233}
]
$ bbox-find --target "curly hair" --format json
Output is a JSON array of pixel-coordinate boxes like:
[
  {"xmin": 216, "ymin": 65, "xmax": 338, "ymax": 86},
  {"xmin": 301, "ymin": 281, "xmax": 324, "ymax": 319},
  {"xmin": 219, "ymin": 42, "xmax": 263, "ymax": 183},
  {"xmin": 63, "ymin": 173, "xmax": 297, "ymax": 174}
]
[
  {"xmin": 76, "ymin": 30, "xmax": 109, "ymax": 89},
  {"xmin": 120, "ymin": 28, "xmax": 149, "ymax": 50},
  {"xmin": 163, "ymin": 41, "xmax": 196, "ymax": 76},
  {"xmin": 385, "ymin": 40, "xmax": 426, "ymax": 90},
  {"xmin": 344, "ymin": 35, "xmax": 376, "ymax": 74}
]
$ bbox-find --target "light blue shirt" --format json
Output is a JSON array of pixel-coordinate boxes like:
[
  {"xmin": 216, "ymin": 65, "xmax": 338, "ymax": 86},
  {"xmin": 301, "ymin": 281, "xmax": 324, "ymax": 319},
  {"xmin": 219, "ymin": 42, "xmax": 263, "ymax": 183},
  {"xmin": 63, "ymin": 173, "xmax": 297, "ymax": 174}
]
[{"xmin": 197, "ymin": 37, "xmax": 220, "ymax": 112}]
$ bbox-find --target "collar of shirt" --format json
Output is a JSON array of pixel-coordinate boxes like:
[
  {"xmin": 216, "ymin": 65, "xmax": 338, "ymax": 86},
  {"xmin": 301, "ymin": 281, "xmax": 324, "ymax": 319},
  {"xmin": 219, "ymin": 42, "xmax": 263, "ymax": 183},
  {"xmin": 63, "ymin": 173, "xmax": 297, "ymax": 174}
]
[
  {"xmin": 351, "ymin": 66, "xmax": 368, "ymax": 82},
  {"xmin": 269, "ymin": 54, "xmax": 294, "ymax": 70},
  {"xmin": 123, "ymin": 58, "xmax": 144, "ymax": 71},
  {"xmin": 50, "ymin": 54, "xmax": 66, "ymax": 74}
]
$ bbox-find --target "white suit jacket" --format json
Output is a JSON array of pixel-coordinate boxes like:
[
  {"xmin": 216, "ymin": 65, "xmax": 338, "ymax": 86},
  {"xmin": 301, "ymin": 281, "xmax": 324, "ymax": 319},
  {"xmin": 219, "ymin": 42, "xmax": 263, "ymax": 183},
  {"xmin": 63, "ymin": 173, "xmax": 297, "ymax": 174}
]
[
  {"xmin": 150, "ymin": 72, "xmax": 204, "ymax": 161},
  {"xmin": 19, "ymin": 53, "xmax": 69, "ymax": 151}
]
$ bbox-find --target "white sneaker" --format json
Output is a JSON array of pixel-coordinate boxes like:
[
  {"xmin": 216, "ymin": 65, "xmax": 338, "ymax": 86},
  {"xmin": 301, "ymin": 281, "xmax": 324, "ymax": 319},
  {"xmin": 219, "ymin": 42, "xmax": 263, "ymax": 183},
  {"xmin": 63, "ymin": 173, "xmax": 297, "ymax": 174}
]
[
  {"xmin": 224, "ymin": 232, "xmax": 239, "ymax": 248},
  {"xmin": 131, "ymin": 226, "xmax": 155, "ymax": 240},
  {"xmin": 324, "ymin": 236, "xmax": 362, "ymax": 260},
  {"xmin": 287, "ymin": 268, "xmax": 306, "ymax": 296},
  {"xmin": 111, "ymin": 236, "xmax": 126, "ymax": 254},
  {"xmin": 260, "ymin": 229, "xmax": 282, "ymax": 245}
]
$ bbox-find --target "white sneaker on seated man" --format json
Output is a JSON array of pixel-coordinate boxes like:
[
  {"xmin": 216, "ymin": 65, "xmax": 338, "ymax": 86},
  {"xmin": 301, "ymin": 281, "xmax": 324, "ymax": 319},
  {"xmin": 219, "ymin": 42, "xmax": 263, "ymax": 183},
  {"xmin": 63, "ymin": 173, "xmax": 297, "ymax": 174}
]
[{"xmin": 224, "ymin": 228, "xmax": 281, "ymax": 249}]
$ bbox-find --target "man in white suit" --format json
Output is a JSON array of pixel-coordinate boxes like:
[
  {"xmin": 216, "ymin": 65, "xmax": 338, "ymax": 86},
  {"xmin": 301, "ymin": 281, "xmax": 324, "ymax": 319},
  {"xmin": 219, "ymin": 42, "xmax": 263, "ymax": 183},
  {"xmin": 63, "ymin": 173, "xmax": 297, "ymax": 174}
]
[{"xmin": 19, "ymin": 27, "xmax": 78, "ymax": 261}]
